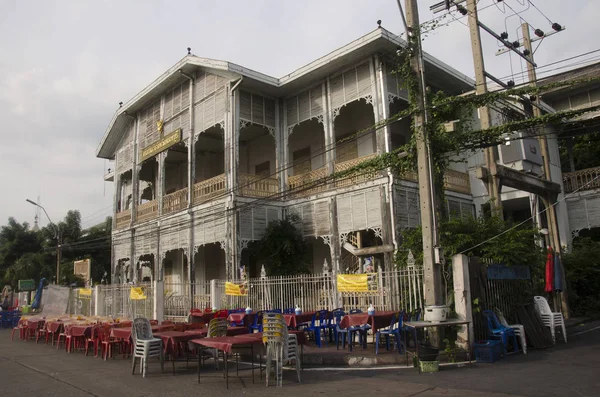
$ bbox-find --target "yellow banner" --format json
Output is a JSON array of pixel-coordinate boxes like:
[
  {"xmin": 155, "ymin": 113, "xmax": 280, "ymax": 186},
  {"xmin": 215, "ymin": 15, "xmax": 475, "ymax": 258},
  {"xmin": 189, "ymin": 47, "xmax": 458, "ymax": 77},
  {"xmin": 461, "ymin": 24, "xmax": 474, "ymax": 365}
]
[
  {"xmin": 140, "ymin": 129, "xmax": 182, "ymax": 162},
  {"xmin": 337, "ymin": 274, "xmax": 370, "ymax": 292},
  {"xmin": 130, "ymin": 287, "xmax": 147, "ymax": 300},
  {"xmin": 225, "ymin": 282, "xmax": 247, "ymax": 296},
  {"xmin": 79, "ymin": 288, "xmax": 92, "ymax": 298}
]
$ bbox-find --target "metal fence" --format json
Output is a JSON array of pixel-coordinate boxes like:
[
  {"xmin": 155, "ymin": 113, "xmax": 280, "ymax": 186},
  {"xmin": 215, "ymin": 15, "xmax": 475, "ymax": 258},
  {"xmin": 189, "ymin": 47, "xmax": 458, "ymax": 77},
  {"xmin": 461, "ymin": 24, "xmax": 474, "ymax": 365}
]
[
  {"xmin": 164, "ymin": 282, "xmax": 211, "ymax": 321},
  {"xmin": 98, "ymin": 283, "xmax": 154, "ymax": 319},
  {"xmin": 214, "ymin": 269, "xmax": 424, "ymax": 312},
  {"xmin": 67, "ymin": 288, "xmax": 95, "ymax": 317}
]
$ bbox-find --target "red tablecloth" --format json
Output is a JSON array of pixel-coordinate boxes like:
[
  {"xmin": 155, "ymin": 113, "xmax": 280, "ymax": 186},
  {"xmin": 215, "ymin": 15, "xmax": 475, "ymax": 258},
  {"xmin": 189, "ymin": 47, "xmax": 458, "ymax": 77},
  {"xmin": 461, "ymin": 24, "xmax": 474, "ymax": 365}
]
[
  {"xmin": 227, "ymin": 312, "xmax": 255, "ymax": 326},
  {"xmin": 110, "ymin": 324, "xmax": 172, "ymax": 340},
  {"xmin": 239, "ymin": 330, "xmax": 307, "ymax": 345},
  {"xmin": 190, "ymin": 312, "xmax": 215, "ymax": 324},
  {"xmin": 283, "ymin": 311, "xmax": 316, "ymax": 328},
  {"xmin": 66, "ymin": 324, "xmax": 93, "ymax": 337},
  {"xmin": 183, "ymin": 326, "xmax": 249, "ymax": 338},
  {"xmin": 339, "ymin": 311, "xmax": 397, "ymax": 332},
  {"xmin": 189, "ymin": 336, "xmax": 262, "ymax": 354},
  {"xmin": 153, "ymin": 331, "xmax": 199, "ymax": 357}
]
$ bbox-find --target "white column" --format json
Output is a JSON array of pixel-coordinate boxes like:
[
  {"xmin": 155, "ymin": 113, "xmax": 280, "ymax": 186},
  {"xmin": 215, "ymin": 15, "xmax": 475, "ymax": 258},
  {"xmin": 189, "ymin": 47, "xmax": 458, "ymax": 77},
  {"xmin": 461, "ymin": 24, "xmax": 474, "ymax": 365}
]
[
  {"xmin": 452, "ymin": 254, "xmax": 474, "ymax": 351},
  {"xmin": 157, "ymin": 151, "xmax": 166, "ymax": 215},
  {"xmin": 153, "ymin": 280, "xmax": 164, "ymax": 322}
]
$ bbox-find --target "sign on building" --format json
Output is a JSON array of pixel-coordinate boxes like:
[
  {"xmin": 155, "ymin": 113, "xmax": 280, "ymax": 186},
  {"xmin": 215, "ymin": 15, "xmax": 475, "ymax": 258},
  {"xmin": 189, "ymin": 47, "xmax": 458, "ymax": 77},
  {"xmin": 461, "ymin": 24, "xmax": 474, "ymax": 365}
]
[
  {"xmin": 74, "ymin": 259, "xmax": 92, "ymax": 283},
  {"xmin": 18, "ymin": 279, "xmax": 36, "ymax": 292}
]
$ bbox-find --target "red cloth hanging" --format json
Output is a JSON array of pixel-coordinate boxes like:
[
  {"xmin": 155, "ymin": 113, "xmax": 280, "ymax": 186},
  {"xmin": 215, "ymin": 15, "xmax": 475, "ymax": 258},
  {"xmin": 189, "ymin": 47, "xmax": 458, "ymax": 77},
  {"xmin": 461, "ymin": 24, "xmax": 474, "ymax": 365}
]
[{"xmin": 545, "ymin": 247, "xmax": 554, "ymax": 293}]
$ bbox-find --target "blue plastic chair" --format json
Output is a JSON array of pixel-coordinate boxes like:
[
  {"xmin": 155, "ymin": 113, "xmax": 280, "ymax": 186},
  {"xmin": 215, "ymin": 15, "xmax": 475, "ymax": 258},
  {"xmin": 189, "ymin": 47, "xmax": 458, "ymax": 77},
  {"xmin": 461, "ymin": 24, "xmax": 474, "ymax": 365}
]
[
  {"xmin": 328, "ymin": 310, "xmax": 345, "ymax": 343},
  {"xmin": 349, "ymin": 308, "xmax": 371, "ymax": 346},
  {"xmin": 248, "ymin": 311, "xmax": 264, "ymax": 333},
  {"xmin": 306, "ymin": 310, "xmax": 329, "ymax": 347},
  {"xmin": 375, "ymin": 311, "xmax": 405, "ymax": 355},
  {"xmin": 483, "ymin": 310, "xmax": 519, "ymax": 354}
]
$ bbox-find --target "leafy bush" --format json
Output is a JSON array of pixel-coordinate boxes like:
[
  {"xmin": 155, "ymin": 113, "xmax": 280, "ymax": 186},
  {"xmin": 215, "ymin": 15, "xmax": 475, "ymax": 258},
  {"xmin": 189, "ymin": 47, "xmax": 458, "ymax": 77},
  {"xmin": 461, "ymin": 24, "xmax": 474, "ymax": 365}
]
[{"xmin": 563, "ymin": 238, "xmax": 600, "ymax": 315}]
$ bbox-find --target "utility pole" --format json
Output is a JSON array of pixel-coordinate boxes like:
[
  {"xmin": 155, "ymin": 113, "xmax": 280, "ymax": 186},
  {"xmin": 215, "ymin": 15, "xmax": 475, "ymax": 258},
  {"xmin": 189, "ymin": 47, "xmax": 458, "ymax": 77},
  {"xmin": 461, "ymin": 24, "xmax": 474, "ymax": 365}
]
[
  {"xmin": 521, "ymin": 23, "xmax": 570, "ymax": 318},
  {"xmin": 466, "ymin": 0, "xmax": 503, "ymax": 218},
  {"xmin": 404, "ymin": 0, "xmax": 443, "ymax": 309}
]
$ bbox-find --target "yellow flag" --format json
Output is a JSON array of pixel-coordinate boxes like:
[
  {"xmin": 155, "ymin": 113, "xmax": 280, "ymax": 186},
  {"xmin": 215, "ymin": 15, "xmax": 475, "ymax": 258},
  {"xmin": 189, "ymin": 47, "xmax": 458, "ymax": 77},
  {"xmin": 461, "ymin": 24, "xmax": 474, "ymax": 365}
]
[
  {"xmin": 225, "ymin": 282, "xmax": 247, "ymax": 296},
  {"xmin": 130, "ymin": 287, "xmax": 147, "ymax": 300},
  {"xmin": 79, "ymin": 288, "xmax": 92, "ymax": 299},
  {"xmin": 337, "ymin": 274, "xmax": 370, "ymax": 292}
]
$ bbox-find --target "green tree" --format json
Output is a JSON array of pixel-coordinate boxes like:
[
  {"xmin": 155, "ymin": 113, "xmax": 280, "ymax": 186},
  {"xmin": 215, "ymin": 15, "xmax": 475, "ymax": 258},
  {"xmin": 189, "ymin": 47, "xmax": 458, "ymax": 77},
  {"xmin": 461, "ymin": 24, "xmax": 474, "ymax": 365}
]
[
  {"xmin": 0, "ymin": 218, "xmax": 43, "ymax": 280},
  {"xmin": 250, "ymin": 215, "xmax": 309, "ymax": 276},
  {"xmin": 559, "ymin": 133, "xmax": 600, "ymax": 172},
  {"xmin": 562, "ymin": 238, "xmax": 600, "ymax": 315}
]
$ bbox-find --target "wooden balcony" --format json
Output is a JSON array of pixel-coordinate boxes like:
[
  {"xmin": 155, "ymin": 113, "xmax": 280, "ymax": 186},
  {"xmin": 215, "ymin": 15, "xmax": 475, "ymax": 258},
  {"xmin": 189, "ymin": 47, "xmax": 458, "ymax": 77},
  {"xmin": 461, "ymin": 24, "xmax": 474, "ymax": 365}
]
[
  {"xmin": 288, "ymin": 167, "xmax": 328, "ymax": 198},
  {"xmin": 137, "ymin": 200, "xmax": 158, "ymax": 223},
  {"xmin": 239, "ymin": 174, "xmax": 279, "ymax": 198},
  {"xmin": 115, "ymin": 209, "xmax": 131, "ymax": 230},
  {"xmin": 163, "ymin": 188, "xmax": 188, "ymax": 215},
  {"xmin": 334, "ymin": 153, "xmax": 379, "ymax": 189},
  {"xmin": 563, "ymin": 166, "xmax": 600, "ymax": 193},
  {"xmin": 193, "ymin": 174, "xmax": 226, "ymax": 205}
]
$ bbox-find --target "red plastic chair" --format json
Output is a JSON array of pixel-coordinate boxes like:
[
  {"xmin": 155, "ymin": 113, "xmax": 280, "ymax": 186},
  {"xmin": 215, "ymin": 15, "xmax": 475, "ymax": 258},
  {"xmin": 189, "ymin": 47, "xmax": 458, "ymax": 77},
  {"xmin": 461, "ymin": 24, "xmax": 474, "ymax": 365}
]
[
  {"xmin": 84, "ymin": 326, "xmax": 100, "ymax": 356},
  {"xmin": 215, "ymin": 309, "xmax": 228, "ymax": 319}
]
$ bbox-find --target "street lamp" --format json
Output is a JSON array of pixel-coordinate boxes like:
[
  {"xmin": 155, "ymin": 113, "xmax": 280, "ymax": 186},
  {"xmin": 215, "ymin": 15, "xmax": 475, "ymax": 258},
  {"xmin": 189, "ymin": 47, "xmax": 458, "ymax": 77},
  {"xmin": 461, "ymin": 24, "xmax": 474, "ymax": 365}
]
[{"xmin": 26, "ymin": 199, "xmax": 62, "ymax": 284}]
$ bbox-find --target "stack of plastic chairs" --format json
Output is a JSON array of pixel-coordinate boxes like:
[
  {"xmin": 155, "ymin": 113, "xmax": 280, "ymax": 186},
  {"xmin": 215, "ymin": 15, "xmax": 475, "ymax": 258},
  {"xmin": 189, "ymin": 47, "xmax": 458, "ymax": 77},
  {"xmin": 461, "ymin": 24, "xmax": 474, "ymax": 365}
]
[
  {"xmin": 534, "ymin": 296, "xmax": 567, "ymax": 344},
  {"xmin": 204, "ymin": 318, "xmax": 228, "ymax": 368},
  {"xmin": 495, "ymin": 309, "xmax": 527, "ymax": 354},
  {"xmin": 482, "ymin": 310, "xmax": 519, "ymax": 354},
  {"xmin": 262, "ymin": 313, "xmax": 300, "ymax": 387},
  {"xmin": 131, "ymin": 318, "xmax": 164, "ymax": 378}
]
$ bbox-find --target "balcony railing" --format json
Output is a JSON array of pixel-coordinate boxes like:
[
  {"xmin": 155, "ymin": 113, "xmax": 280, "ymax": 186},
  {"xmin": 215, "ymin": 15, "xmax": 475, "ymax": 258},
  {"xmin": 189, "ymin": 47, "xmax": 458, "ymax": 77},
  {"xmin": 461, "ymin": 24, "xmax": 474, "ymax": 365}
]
[
  {"xmin": 115, "ymin": 209, "xmax": 131, "ymax": 230},
  {"xmin": 137, "ymin": 200, "xmax": 158, "ymax": 223},
  {"xmin": 288, "ymin": 167, "xmax": 328, "ymax": 198},
  {"xmin": 163, "ymin": 188, "xmax": 189, "ymax": 215},
  {"xmin": 239, "ymin": 174, "xmax": 279, "ymax": 198},
  {"xmin": 334, "ymin": 153, "xmax": 379, "ymax": 189},
  {"xmin": 563, "ymin": 166, "xmax": 600, "ymax": 193},
  {"xmin": 193, "ymin": 174, "xmax": 226, "ymax": 205}
]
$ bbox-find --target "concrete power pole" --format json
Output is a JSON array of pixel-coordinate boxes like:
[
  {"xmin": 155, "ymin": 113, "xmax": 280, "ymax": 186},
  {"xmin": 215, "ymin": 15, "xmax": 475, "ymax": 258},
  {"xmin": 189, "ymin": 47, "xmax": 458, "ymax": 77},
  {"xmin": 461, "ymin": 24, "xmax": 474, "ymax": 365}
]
[
  {"xmin": 466, "ymin": 0, "xmax": 503, "ymax": 218},
  {"xmin": 404, "ymin": 0, "xmax": 443, "ymax": 308},
  {"xmin": 521, "ymin": 23, "xmax": 570, "ymax": 318}
]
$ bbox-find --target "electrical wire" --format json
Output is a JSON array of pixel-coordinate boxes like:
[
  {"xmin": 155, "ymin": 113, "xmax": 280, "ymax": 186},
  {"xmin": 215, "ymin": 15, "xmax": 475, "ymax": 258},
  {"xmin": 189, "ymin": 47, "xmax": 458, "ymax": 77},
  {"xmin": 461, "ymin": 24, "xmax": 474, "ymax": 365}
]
[
  {"xmin": 528, "ymin": 0, "xmax": 554, "ymax": 25},
  {"xmin": 457, "ymin": 173, "xmax": 600, "ymax": 255}
]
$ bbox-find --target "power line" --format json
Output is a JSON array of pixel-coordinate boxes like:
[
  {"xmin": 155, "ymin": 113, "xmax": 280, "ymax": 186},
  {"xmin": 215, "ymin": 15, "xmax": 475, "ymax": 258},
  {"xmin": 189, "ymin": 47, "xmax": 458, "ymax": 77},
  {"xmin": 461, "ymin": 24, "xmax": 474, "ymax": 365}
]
[{"xmin": 457, "ymin": 173, "xmax": 600, "ymax": 255}]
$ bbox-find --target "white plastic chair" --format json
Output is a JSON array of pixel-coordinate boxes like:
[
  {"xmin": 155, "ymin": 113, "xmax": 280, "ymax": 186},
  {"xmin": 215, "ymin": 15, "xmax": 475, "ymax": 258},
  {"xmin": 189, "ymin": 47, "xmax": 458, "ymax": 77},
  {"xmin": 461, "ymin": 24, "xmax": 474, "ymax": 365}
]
[
  {"xmin": 131, "ymin": 318, "xmax": 164, "ymax": 378},
  {"xmin": 262, "ymin": 313, "xmax": 301, "ymax": 387},
  {"xmin": 496, "ymin": 310, "xmax": 527, "ymax": 354},
  {"xmin": 534, "ymin": 296, "xmax": 567, "ymax": 344}
]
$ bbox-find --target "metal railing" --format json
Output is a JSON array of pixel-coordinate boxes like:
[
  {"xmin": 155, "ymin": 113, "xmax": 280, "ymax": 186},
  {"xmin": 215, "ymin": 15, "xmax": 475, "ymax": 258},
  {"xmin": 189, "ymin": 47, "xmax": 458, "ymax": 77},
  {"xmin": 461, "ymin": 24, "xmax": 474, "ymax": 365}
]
[
  {"xmin": 214, "ymin": 269, "xmax": 424, "ymax": 313},
  {"xmin": 67, "ymin": 288, "xmax": 95, "ymax": 317},
  {"xmin": 163, "ymin": 282, "xmax": 211, "ymax": 321},
  {"xmin": 97, "ymin": 283, "xmax": 154, "ymax": 320},
  {"xmin": 163, "ymin": 188, "xmax": 188, "ymax": 215},
  {"xmin": 239, "ymin": 174, "xmax": 279, "ymax": 198},
  {"xmin": 115, "ymin": 210, "xmax": 131, "ymax": 230},
  {"xmin": 193, "ymin": 174, "xmax": 226, "ymax": 205},
  {"xmin": 137, "ymin": 200, "xmax": 158, "ymax": 223},
  {"xmin": 563, "ymin": 166, "xmax": 600, "ymax": 193}
]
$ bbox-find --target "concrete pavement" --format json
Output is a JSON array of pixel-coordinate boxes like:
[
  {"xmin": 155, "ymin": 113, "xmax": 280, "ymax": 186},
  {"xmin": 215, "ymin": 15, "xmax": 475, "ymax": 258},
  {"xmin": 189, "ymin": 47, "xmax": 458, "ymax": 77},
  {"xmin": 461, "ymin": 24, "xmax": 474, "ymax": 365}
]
[{"xmin": 1, "ymin": 320, "xmax": 599, "ymax": 397}]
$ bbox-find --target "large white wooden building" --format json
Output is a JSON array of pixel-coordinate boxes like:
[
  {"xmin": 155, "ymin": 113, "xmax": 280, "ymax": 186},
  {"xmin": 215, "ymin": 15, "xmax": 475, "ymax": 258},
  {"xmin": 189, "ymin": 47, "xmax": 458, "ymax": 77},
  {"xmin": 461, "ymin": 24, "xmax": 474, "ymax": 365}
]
[{"xmin": 96, "ymin": 27, "xmax": 546, "ymax": 286}]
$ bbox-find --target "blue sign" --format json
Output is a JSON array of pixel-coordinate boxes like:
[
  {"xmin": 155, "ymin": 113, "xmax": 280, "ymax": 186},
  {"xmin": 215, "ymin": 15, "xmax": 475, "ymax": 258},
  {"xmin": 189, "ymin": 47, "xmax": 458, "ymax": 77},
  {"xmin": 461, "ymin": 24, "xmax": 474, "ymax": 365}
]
[{"xmin": 487, "ymin": 264, "xmax": 531, "ymax": 280}]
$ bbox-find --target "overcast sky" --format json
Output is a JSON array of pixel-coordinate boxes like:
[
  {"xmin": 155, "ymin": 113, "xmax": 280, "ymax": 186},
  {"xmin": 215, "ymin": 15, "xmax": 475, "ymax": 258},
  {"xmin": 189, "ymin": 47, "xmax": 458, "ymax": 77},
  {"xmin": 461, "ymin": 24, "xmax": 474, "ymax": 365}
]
[{"xmin": 1, "ymin": 0, "xmax": 598, "ymax": 230}]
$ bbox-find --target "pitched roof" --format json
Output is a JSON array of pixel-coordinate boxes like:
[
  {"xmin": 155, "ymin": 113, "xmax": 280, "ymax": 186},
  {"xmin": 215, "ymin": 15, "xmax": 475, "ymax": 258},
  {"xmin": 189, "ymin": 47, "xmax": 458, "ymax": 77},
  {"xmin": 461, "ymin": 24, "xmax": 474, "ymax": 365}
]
[{"xmin": 97, "ymin": 27, "xmax": 474, "ymax": 159}]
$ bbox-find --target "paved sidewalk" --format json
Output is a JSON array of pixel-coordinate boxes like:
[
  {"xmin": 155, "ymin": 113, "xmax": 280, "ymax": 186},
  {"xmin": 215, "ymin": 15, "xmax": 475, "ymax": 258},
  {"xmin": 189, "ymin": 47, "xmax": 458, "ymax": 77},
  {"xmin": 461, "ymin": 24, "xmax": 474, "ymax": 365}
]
[{"xmin": 1, "ymin": 320, "xmax": 599, "ymax": 397}]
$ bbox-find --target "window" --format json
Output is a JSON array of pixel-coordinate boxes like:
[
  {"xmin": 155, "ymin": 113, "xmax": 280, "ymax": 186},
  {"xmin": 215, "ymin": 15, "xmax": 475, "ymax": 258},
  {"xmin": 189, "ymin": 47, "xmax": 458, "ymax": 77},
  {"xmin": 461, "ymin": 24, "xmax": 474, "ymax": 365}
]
[
  {"xmin": 255, "ymin": 161, "xmax": 270, "ymax": 177},
  {"xmin": 293, "ymin": 147, "xmax": 311, "ymax": 175}
]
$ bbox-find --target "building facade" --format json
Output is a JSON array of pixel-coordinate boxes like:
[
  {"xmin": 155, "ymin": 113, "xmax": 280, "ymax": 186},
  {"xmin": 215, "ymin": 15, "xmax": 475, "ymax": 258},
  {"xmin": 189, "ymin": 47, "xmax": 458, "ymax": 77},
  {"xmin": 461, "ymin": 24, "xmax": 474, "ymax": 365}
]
[{"xmin": 97, "ymin": 28, "xmax": 497, "ymax": 286}]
